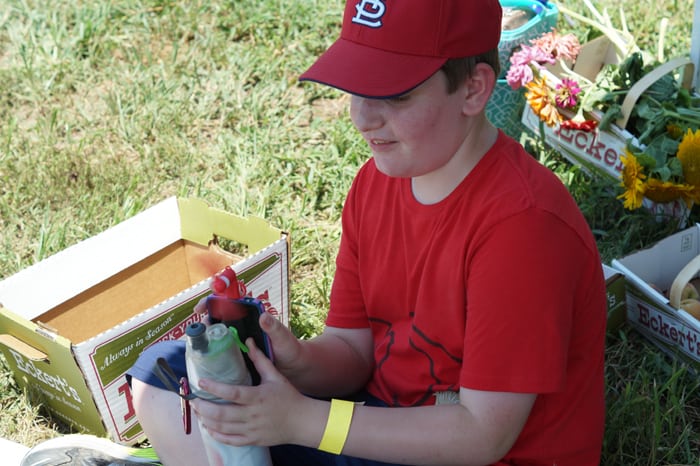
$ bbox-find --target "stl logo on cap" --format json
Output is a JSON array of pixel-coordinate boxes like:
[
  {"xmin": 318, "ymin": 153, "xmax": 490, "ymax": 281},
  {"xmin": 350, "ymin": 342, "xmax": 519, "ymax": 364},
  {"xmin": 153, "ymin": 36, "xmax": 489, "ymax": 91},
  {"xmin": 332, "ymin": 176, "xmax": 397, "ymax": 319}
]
[{"xmin": 351, "ymin": 0, "xmax": 386, "ymax": 28}]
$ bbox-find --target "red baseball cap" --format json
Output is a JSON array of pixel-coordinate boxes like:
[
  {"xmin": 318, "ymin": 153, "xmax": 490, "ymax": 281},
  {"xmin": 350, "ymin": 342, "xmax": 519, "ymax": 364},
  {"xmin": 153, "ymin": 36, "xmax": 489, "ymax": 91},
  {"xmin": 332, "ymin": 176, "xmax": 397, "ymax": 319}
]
[{"xmin": 300, "ymin": 0, "xmax": 502, "ymax": 98}]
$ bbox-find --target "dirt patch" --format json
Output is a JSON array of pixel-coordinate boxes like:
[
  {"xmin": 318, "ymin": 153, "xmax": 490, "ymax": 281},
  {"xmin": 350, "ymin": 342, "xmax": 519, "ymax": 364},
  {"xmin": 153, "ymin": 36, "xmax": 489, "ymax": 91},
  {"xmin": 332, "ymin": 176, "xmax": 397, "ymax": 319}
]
[{"xmin": 311, "ymin": 94, "xmax": 348, "ymax": 120}]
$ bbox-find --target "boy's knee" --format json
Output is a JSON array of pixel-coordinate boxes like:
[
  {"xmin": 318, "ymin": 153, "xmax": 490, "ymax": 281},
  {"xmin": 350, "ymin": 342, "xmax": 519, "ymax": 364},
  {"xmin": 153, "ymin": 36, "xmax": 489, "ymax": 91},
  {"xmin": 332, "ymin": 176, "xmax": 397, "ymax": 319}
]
[{"xmin": 131, "ymin": 378, "xmax": 164, "ymax": 417}]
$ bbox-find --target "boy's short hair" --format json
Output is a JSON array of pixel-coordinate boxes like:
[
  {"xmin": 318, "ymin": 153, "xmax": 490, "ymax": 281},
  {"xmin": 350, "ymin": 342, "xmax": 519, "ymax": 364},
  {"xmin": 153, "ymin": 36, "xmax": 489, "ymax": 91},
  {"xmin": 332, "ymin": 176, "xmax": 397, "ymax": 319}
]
[
  {"xmin": 300, "ymin": 0, "xmax": 502, "ymax": 99},
  {"xmin": 441, "ymin": 49, "xmax": 501, "ymax": 94}
]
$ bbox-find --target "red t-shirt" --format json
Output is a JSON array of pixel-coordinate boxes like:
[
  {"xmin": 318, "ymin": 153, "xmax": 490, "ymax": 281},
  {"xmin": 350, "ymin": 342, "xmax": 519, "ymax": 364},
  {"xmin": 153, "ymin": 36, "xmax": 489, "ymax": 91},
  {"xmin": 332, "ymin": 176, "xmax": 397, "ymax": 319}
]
[{"xmin": 327, "ymin": 132, "xmax": 606, "ymax": 465}]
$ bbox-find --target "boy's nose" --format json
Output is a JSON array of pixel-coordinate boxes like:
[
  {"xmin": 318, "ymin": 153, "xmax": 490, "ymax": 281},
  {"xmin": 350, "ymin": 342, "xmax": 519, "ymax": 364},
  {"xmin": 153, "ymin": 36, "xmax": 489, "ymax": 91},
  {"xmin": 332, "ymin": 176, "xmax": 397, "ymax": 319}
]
[{"xmin": 350, "ymin": 96, "xmax": 384, "ymax": 132}]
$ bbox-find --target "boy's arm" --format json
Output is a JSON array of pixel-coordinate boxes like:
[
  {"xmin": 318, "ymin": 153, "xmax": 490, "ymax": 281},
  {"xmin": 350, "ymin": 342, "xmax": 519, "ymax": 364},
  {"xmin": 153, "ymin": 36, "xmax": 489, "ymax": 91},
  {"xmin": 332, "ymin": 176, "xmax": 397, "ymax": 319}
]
[
  {"xmin": 289, "ymin": 327, "xmax": 375, "ymax": 397},
  {"xmin": 335, "ymin": 388, "xmax": 535, "ymax": 465},
  {"xmin": 260, "ymin": 312, "xmax": 374, "ymax": 397},
  {"xmin": 196, "ymin": 328, "xmax": 534, "ymax": 465},
  {"xmin": 260, "ymin": 314, "xmax": 534, "ymax": 464},
  {"xmin": 266, "ymin": 384, "xmax": 534, "ymax": 465}
]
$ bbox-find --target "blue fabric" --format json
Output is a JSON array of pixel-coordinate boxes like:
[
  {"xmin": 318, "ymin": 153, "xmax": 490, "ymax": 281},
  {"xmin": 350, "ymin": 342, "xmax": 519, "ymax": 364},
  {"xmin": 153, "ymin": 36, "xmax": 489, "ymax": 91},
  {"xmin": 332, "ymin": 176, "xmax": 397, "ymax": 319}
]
[
  {"xmin": 126, "ymin": 340, "xmax": 187, "ymax": 389},
  {"xmin": 127, "ymin": 341, "xmax": 401, "ymax": 466}
]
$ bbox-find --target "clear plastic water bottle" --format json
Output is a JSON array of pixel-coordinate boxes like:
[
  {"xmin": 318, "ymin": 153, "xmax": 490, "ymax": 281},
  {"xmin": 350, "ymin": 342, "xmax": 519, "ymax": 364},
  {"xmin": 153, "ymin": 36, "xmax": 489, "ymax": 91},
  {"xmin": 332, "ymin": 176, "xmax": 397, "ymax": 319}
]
[{"xmin": 185, "ymin": 322, "xmax": 272, "ymax": 466}]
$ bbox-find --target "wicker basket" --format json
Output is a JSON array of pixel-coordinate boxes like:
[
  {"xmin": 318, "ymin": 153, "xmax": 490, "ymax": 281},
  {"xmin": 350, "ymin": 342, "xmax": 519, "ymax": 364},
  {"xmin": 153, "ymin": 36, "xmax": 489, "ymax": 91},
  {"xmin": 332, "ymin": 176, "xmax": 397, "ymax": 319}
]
[{"xmin": 669, "ymin": 254, "xmax": 700, "ymax": 314}]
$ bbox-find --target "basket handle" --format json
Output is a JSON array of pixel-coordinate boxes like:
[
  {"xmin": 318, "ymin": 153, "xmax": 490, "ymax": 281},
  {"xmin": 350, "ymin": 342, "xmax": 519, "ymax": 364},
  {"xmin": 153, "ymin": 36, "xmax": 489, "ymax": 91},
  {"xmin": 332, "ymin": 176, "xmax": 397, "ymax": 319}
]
[
  {"xmin": 669, "ymin": 253, "xmax": 700, "ymax": 308},
  {"xmin": 616, "ymin": 56, "xmax": 694, "ymax": 129}
]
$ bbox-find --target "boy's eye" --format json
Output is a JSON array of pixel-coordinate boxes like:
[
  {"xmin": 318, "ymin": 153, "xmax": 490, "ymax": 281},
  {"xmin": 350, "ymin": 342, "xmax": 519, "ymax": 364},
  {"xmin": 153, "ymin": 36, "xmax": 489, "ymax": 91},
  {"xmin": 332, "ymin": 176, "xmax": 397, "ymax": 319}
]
[{"xmin": 389, "ymin": 93, "xmax": 411, "ymax": 103}]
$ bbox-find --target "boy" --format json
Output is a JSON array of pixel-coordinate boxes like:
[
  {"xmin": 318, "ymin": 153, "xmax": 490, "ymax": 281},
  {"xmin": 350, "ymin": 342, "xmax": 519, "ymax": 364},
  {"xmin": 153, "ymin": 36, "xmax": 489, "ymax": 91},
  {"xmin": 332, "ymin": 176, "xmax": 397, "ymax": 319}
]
[{"xmin": 25, "ymin": 1, "xmax": 606, "ymax": 465}]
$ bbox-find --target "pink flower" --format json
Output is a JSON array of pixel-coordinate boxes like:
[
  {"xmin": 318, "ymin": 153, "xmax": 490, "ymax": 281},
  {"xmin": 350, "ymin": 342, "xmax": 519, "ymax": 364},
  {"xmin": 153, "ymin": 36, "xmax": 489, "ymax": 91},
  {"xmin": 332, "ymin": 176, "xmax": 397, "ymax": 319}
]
[
  {"xmin": 516, "ymin": 44, "xmax": 557, "ymax": 66},
  {"xmin": 506, "ymin": 45, "xmax": 555, "ymax": 89},
  {"xmin": 506, "ymin": 63, "xmax": 535, "ymax": 89},
  {"xmin": 554, "ymin": 78, "xmax": 581, "ymax": 108},
  {"xmin": 531, "ymin": 30, "xmax": 581, "ymax": 62}
]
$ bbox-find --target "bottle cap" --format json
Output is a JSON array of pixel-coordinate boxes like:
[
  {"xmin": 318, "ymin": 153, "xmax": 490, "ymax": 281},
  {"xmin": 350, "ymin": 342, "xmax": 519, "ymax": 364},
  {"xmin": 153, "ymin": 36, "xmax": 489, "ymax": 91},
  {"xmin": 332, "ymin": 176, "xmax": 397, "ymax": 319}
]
[
  {"xmin": 186, "ymin": 322, "xmax": 208, "ymax": 351},
  {"xmin": 206, "ymin": 323, "xmax": 235, "ymax": 355}
]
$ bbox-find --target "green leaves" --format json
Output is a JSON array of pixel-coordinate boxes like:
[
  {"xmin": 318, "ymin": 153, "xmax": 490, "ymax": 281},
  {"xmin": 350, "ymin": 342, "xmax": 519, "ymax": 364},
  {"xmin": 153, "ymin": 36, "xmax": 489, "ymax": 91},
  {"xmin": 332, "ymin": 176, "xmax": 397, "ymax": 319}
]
[{"xmin": 588, "ymin": 52, "xmax": 700, "ymax": 185}]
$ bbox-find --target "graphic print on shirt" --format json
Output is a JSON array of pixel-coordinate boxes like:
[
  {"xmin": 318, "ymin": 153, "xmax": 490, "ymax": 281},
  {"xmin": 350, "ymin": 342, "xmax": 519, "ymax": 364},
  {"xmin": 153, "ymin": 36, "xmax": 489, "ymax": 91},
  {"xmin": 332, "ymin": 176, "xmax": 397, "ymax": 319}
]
[{"xmin": 369, "ymin": 315, "xmax": 462, "ymax": 406}]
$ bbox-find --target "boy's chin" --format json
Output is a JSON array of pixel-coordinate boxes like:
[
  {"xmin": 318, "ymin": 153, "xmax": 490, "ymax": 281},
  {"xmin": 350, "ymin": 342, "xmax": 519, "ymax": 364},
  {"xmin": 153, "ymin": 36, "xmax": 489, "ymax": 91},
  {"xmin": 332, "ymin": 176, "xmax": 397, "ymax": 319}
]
[{"xmin": 373, "ymin": 156, "xmax": 418, "ymax": 179}]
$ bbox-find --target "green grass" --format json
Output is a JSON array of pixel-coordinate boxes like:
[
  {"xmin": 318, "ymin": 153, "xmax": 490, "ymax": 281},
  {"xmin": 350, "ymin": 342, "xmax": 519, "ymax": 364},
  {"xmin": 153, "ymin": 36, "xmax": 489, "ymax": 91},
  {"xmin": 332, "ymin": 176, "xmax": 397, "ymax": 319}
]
[{"xmin": 0, "ymin": 0, "xmax": 699, "ymax": 464}]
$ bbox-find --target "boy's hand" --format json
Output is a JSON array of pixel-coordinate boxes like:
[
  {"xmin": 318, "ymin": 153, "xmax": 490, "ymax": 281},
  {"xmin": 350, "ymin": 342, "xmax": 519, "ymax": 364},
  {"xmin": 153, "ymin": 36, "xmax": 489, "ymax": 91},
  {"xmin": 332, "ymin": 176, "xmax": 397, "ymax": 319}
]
[
  {"xmin": 194, "ymin": 292, "xmax": 314, "ymax": 385},
  {"xmin": 257, "ymin": 311, "xmax": 304, "ymax": 374},
  {"xmin": 191, "ymin": 337, "xmax": 320, "ymax": 448},
  {"xmin": 193, "ymin": 296, "xmax": 208, "ymax": 316}
]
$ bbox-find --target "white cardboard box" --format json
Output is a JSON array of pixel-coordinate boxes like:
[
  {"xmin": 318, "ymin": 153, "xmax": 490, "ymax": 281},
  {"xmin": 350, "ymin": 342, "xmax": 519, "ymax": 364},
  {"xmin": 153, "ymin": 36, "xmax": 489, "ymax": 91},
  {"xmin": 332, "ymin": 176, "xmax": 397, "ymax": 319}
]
[
  {"xmin": 603, "ymin": 264, "xmax": 626, "ymax": 332},
  {"xmin": 0, "ymin": 197, "xmax": 289, "ymax": 444},
  {"xmin": 612, "ymin": 225, "xmax": 700, "ymax": 368}
]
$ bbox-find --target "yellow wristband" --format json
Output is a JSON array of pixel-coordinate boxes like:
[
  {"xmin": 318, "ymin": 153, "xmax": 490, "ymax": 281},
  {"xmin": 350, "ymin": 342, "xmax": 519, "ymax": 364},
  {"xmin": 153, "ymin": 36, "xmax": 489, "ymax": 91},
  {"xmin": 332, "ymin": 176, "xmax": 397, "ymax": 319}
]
[{"xmin": 318, "ymin": 399, "xmax": 355, "ymax": 455}]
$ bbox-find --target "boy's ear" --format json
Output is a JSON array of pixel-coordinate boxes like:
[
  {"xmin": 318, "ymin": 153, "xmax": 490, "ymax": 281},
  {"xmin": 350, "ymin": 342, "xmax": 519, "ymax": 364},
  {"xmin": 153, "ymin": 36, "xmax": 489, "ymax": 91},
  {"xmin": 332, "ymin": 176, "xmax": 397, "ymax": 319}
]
[{"xmin": 461, "ymin": 63, "xmax": 496, "ymax": 116}]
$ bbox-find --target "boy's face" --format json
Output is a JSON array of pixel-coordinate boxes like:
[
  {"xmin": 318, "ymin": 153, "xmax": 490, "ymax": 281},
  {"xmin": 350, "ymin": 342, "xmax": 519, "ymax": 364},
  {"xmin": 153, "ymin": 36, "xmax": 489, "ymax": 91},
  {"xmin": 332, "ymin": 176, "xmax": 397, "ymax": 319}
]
[{"xmin": 349, "ymin": 70, "xmax": 470, "ymax": 179}]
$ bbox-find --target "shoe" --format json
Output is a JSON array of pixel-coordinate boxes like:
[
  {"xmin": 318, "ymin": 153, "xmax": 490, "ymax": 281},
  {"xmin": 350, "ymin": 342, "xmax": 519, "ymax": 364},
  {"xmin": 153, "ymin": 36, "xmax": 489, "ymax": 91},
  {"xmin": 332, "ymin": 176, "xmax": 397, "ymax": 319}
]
[{"xmin": 20, "ymin": 434, "xmax": 160, "ymax": 465}]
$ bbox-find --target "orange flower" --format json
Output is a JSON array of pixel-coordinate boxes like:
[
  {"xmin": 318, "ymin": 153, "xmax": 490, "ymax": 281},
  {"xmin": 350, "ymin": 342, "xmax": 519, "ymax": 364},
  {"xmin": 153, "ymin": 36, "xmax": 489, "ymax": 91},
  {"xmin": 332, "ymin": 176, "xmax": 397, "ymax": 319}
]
[{"xmin": 525, "ymin": 77, "xmax": 562, "ymax": 127}]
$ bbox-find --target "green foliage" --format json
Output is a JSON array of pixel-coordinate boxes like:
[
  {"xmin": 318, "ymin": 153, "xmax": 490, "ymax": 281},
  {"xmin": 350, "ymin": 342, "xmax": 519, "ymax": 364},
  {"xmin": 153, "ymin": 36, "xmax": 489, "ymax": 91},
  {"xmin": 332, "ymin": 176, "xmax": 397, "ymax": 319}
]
[
  {"xmin": 0, "ymin": 0, "xmax": 699, "ymax": 463},
  {"xmin": 589, "ymin": 51, "xmax": 700, "ymax": 182}
]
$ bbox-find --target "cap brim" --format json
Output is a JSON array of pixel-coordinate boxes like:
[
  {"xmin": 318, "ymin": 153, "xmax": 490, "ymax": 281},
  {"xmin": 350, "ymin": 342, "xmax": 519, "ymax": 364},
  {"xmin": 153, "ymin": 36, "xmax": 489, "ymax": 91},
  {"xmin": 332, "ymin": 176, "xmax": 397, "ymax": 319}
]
[{"xmin": 299, "ymin": 38, "xmax": 447, "ymax": 99}]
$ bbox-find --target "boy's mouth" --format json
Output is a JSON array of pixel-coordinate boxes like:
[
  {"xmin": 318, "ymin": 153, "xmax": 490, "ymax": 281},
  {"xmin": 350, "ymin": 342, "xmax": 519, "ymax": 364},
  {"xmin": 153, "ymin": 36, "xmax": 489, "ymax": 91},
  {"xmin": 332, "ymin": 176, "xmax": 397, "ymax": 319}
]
[{"xmin": 370, "ymin": 138, "xmax": 393, "ymax": 145}]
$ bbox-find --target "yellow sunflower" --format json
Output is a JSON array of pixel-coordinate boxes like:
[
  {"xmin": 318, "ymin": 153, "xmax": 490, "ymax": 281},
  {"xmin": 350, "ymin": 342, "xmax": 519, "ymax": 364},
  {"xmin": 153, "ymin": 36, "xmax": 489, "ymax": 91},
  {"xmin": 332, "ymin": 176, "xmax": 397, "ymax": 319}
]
[
  {"xmin": 525, "ymin": 77, "xmax": 563, "ymax": 127},
  {"xmin": 617, "ymin": 151, "xmax": 647, "ymax": 210},
  {"xmin": 677, "ymin": 128, "xmax": 700, "ymax": 187},
  {"xmin": 643, "ymin": 178, "xmax": 696, "ymax": 206}
]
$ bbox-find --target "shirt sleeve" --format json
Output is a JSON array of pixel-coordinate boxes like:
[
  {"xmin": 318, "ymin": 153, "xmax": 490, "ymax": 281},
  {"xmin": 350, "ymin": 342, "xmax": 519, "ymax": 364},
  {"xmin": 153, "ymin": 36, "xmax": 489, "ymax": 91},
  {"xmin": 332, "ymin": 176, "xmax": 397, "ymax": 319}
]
[
  {"xmin": 326, "ymin": 167, "xmax": 371, "ymax": 329},
  {"xmin": 461, "ymin": 208, "xmax": 591, "ymax": 394}
]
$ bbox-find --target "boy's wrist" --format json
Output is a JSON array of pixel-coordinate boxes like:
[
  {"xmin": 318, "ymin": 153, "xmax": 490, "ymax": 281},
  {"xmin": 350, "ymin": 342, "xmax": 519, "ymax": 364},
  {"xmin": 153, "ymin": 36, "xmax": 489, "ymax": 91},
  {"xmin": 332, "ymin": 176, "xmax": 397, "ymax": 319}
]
[
  {"xmin": 285, "ymin": 395, "xmax": 332, "ymax": 449},
  {"xmin": 317, "ymin": 398, "xmax": 355, "ymax": 454}
]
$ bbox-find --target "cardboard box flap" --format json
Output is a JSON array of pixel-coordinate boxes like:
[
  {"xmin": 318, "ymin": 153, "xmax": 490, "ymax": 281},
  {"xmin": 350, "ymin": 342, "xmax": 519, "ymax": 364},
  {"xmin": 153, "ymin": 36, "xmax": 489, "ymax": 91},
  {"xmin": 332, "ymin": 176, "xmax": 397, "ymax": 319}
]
[
  {"xmin": 177, "ymin": 198, "xmax": 281, "ymax": 254},
  {"xmin": 0, "ymin": 198, "xmax": 182, "ymax": 321},
  {"xmin": 0, "ymin": 333, "xmax": 48, "ymax": 361},
  {"xmin": 613, "ymin": 225, "xmax": 700, "ymax": 292},
  {"xmin": 603, "ymin": 264, "xmax": 620, "ymax": 281},
  {"xmin": 0, "ymin": 305, "xmax": 111, "ymax": 435},
  {"xmin": 572, "ymin": 36, "xmax": 621, "ymax": 81}
]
